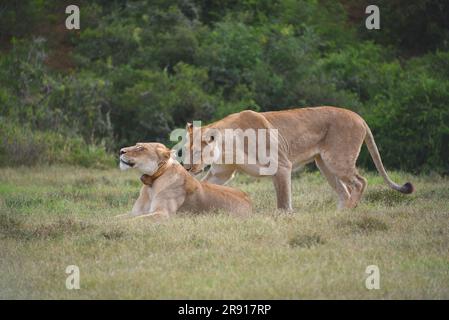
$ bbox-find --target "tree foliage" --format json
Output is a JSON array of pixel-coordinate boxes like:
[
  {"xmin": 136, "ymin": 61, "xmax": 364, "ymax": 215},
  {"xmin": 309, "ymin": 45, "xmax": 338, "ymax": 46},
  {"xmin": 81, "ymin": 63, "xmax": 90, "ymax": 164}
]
[{"xmin": 0, "ymin": 0, "xmax": 448, "ymax": 172}]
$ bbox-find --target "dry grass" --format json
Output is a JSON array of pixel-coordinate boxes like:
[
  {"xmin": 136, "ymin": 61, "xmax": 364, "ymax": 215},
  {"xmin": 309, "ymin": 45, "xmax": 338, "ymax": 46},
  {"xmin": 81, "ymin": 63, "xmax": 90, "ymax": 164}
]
[{"xmin": 0, "ymin": 166, "xmax": 448, "ymax": 299}]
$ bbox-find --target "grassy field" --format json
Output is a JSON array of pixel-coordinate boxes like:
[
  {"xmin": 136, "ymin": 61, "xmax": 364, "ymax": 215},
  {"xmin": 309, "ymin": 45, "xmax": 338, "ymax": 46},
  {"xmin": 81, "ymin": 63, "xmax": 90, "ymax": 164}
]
[{"xmin": 0, "ymin": 166, "xmax": 448, "ymax": 299}]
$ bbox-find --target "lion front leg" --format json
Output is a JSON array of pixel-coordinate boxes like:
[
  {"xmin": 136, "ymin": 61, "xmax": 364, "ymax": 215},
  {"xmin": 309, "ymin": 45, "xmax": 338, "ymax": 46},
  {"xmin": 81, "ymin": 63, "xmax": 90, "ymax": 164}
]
[
  {"xmin": 132, "ymin": 193, "xmax": 185, "ymax": 221},
  {"xmin": 272, "ymin": 162, "xmax": 293, "ymax": 211},
  {"xmin": 116, "ymin": 185, "xmax": 151, "ymax": 218},
  {"xmin": 131, "ymin": 210, "xmax": 170, "ymax": 222}
]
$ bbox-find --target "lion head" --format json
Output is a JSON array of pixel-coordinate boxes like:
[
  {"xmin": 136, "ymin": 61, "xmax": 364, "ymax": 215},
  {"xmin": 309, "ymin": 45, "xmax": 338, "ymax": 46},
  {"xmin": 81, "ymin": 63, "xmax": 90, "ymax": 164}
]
[
  {"xmin": 183, "ymin": 122, "xmax": 221, "ymax": 175},
  {"xmin": 119, "ymin": 142, "xmax": 171, "ymax": 175}
]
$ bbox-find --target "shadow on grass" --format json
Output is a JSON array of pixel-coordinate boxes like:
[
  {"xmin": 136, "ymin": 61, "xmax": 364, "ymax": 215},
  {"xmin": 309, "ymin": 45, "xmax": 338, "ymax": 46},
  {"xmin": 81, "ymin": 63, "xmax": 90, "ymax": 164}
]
[
  {"xmin": 288, "ymin": 233, "xmax": 326, "ymax": 248},
  {"xmin": 100, "ymin": 228, "xmax": 126, "ymax": 240},
  {"xmin": 365, "ymin": 189, "xmax": 414, "ymax": 206},
  {"xmin": 0, "ymin": 213, "xmax": 91, "ymax": 240},
  {"xmin": 337, "ymin": 215, "xmax": 389, "ymax": 234}
]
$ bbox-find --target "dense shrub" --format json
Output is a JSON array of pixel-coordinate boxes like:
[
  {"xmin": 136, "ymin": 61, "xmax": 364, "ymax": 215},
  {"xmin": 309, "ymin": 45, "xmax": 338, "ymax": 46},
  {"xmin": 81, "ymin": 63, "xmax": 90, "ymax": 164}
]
[
  {"xmin": 111, "ymin": 63, "xmax": 218, "ymax": 145},
  {"xmin": 0, "ymin": 120, "xmax": 114, "ymax": 168},
  {"xmin": 1, "ymin": 0, "xmax": 448, "ymax": 173},
  {"xmin": 0, "ymin": 38, "xmax": 115, "ymax": 148},
  {"xmin": 361, "ymin": 59, "xmax": 449, "ymax": 174}
]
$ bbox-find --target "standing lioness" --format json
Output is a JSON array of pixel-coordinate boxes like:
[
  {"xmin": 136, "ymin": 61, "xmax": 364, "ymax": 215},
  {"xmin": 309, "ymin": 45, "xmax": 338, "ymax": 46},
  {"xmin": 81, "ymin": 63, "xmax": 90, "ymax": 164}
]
[
  {"xmin": 119, "ymin": 142, "xmax": 252, "ymax": 220},
  {"xmin": 184, "ymin": 106, "xmax": 414, "ymax": 210}
]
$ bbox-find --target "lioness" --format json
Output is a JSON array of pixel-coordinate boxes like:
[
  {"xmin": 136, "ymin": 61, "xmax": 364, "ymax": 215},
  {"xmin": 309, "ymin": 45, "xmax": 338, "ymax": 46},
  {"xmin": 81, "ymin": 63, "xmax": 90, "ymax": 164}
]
[
  {"xmin": 184, "ymin": 106, "xmax": 414, "ymax": 211},
  {"xmin": 119, "ymin": 142, "xmax": 252, "ymax": 220}
]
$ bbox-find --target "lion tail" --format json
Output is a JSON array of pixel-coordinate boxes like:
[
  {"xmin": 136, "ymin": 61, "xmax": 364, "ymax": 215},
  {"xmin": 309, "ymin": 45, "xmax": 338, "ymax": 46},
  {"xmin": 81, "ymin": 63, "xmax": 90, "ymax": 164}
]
[{"xmin": 363, "ymin": 122, "xmax": 414, "ymax": 194}]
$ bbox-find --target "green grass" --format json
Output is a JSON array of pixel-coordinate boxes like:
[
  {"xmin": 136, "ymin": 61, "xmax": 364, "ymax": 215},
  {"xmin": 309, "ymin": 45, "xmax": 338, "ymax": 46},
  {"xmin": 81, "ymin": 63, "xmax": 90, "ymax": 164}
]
[{"xmin": 0, "ymin": 166, "xmax": 448, "ymax": 299}]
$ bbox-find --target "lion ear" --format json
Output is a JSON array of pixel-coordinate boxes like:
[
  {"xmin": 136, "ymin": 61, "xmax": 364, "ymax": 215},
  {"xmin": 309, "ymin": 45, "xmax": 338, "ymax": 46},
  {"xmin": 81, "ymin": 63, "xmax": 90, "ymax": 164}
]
[
  {"xmin": 159, "ymin": 148, "xmax": 171, "ymax": 160},
  {"xmin": 164, "ymin": 149, "xmax": 172, "ymax": 159}
]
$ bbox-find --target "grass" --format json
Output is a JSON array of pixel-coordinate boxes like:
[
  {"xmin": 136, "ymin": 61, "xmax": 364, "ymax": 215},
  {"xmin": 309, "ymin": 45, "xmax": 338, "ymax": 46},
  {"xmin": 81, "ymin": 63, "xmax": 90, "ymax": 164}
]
[{"xmin": 0, "ymin": 166, "xmax": 448, "ymax": 299}]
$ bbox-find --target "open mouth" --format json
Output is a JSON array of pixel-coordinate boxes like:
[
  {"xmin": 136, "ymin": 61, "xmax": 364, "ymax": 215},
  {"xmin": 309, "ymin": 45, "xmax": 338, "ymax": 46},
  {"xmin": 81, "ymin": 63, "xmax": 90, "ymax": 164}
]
[{"xmin": 120, "ymin": 159, "xmax": 135, "ymax": 167}]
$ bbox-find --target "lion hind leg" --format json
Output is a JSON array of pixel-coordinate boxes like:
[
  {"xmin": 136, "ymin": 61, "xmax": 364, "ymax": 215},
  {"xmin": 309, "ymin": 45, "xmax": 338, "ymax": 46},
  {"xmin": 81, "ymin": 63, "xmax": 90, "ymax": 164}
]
[
  {"xmin": 335, "ymin": 173, "xmax": 368, "ymax": 209},
  {"xmin": 347, "ymin": 173, "xmax": 367, "ymax": 208},
  {"xmin": 319, "ymin": 153, "xmax": 366, "ymax": 209},
  {"xmin": 315, "ymin": 155, "xmax": 351, "ymax": 209},
  {"xmin": 334, "ymin": 178, "xmax": 351, "ymax": 210}
]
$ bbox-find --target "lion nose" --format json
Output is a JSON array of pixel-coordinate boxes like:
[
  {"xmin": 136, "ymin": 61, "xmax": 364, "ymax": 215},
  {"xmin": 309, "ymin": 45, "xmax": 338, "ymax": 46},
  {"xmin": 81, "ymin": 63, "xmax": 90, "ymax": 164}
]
[{"xmin": 120, "ymin": 149, "xmax": 126, "ymax": 155}]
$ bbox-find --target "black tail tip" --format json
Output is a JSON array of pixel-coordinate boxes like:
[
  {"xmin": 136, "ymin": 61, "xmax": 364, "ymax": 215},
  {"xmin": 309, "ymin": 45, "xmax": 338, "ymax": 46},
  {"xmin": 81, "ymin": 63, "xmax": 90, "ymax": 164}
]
[{"xmin": 401, "ymin": 182, "xmax": 414, "ymax": 194}]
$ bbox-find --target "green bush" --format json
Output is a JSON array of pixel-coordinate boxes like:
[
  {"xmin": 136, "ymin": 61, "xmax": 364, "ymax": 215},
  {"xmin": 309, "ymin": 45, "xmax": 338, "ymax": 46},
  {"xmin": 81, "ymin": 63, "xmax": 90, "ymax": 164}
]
[
  {"xmin": 1, "ymin": 1, "xmax": 449, "ymax": 173},
  {"xmin": 0, "ymin": 120, "xmax": 115, "ymax": 168},
  {"xmin": 0, "ymin": 38, "xmax": 115, "ymax": 149},
  {"xmin": 360, "ymin": 55, "xmax": 449, "ymax": 174},
  {"xmin": 319, "ymin": 42, "xmax": 400, "ymax": 103},
  {"xmin": 108, "ymin": 63, "xmax": 218, "ymax": 145}
]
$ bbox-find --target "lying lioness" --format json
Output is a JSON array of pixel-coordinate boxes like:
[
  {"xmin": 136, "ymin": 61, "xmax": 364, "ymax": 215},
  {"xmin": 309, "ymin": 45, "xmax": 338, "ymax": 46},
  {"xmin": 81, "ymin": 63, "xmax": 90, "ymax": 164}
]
[
  {"xmin": 119, "ymin": 142, "xmax": 252, "ymax": 220},
  {"xmin": 184, "ymin": 106, "xmax": 414, "ymax": 211}
]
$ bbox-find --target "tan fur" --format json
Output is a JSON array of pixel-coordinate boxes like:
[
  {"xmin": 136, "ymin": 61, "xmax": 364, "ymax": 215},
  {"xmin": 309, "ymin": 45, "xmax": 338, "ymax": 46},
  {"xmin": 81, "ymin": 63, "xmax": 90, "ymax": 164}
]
[
  {"xmin": 185, "ymin": 106, "xmax": 414, "ymax": 211},
  {"xmin": 119, "ymin": 143, "xmax": 252, "ymax": 221}
]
